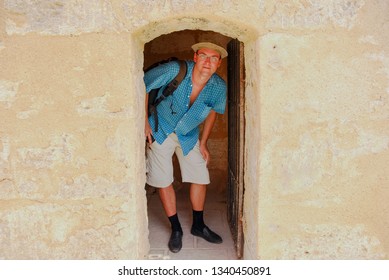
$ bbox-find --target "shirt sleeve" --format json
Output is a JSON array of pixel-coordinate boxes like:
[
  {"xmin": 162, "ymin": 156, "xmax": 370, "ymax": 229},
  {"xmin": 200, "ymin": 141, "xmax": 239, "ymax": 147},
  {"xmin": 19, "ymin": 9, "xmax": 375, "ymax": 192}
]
[
  {"xmin": 143, "ymin": 61, "xmax": 180, "ymax": 94},
  {"xmin": 212, "ymin": 78, "xmax": 227, "ymax": 114}
]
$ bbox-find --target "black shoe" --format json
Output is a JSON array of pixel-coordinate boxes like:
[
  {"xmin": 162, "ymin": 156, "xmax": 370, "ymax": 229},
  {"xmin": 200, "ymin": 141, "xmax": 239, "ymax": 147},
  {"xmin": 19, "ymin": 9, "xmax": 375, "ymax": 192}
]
[
  {"xmin": 191, "ymin": 226, "xmax": 223, "ymax": 244},
  {"xmin": 168, "ymin": 231, "xmax": 183, "ymax": 253}
]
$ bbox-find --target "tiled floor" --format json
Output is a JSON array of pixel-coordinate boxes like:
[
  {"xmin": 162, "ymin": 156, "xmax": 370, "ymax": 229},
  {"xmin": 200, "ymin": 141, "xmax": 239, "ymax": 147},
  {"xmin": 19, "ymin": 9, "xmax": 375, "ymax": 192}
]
[{"xmin": 146, "ymin": 184, "xmax": 238, "ymax": 260}]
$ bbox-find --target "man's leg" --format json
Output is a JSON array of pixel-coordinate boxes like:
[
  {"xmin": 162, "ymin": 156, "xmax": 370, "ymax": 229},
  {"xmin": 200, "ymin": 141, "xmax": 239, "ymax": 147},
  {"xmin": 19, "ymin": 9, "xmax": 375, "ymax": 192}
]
[
  {"xmin": 146, "ymin": 134, "xmax": 183, "ymax": 253},
  {"xmin": 158, "ymin": 184, "xmax": 183, "ymax": 253},
  {"xmin": 190, "ymin": 183, "xmax": 206, "ymax": 211},
  {"xmin": 190, "ymin": 183, "xmax": 223, "ymax": 244},
  {"xmin": 159, "ymin": 184, "xmax": 177, "ymax": 217}
]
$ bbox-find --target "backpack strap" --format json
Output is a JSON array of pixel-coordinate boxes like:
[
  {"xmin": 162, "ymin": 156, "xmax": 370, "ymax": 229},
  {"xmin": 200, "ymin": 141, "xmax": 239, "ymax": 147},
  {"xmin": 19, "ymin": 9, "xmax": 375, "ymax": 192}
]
[
  {"xmin": 149, "ymin": 60, "xmax": 187, "ymax": 132},
  {"xmin": 154, "ymin": 60, "xmax": 187, "ymax": 107}
]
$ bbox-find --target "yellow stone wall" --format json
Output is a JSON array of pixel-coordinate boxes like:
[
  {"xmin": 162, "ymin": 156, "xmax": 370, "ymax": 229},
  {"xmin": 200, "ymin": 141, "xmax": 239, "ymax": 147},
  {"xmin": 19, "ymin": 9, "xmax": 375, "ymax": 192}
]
[{"xmin": 0, "ymin": 0, "xmax": 388, "ymax": 259}]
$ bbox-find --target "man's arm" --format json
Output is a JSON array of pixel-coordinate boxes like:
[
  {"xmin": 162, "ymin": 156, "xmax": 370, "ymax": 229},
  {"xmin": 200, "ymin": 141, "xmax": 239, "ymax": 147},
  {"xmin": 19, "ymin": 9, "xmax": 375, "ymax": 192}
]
[
  {"xmin": 199, "ymin": 110, "xmax": 217, "ymax": 164},
  {"xmin": 145, "ymin": 93, "xmax": 153, "ymax": 144}
]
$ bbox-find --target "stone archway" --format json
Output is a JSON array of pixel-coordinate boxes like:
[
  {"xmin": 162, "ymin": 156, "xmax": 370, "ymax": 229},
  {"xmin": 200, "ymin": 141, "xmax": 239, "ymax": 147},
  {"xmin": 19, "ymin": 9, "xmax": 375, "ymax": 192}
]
[{"xmin": 133, "ymin": 17, "xmax": 260, "ymax": 260}]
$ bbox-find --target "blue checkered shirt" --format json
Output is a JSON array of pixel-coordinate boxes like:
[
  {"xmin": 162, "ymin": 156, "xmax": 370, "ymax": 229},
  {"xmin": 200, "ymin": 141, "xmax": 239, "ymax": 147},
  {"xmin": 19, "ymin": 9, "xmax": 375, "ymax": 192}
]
[{"xmin": 144, "ymin": 60, "xmax": 227, "ymax": 156}]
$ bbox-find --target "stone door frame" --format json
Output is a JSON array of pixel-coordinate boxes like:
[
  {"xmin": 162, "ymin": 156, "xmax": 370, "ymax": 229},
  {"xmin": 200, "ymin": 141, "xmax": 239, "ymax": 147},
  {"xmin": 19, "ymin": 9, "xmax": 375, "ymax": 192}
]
[{"xmin": 133, "ymin": 17, "xmax": 260, "ymax": 259}]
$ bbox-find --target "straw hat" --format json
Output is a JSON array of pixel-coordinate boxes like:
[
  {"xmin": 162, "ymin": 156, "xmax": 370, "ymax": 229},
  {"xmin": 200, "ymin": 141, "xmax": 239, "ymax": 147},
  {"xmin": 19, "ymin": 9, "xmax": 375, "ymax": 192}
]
[{"xmin": 191, "ymin": 42, "xmax": 228, "ymax": 58}]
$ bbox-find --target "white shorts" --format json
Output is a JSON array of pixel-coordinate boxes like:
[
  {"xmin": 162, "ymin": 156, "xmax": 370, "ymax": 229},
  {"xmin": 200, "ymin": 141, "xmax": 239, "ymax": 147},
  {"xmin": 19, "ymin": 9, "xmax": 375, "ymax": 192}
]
[{"xmin": 146, "ymin": 133, "xmax": 210, "ymax": 188}]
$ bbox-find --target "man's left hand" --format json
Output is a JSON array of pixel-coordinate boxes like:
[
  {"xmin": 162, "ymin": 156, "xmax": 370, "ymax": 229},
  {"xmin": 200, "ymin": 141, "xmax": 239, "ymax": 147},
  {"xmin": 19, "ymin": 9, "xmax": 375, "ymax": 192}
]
[{"xmin": 199, "ymin": 142, "xmax": 210, "ymax": 165}]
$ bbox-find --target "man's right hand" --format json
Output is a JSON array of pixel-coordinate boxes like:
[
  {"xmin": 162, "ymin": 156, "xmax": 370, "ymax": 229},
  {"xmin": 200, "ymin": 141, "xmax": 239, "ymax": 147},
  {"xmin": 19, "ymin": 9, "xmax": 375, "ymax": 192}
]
[
  {"xmin": 145, "ymin": 93, "xmax": 154, "ymax": 145},
  {"xmin": 145, "ymin": 120, "xmax": 154, "ymax": 145}
]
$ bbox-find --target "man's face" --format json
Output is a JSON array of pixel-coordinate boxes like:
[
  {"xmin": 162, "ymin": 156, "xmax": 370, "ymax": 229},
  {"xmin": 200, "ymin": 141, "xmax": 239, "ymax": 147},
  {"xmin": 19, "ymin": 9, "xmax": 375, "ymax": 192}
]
[{"xmin": 193, "ymin": 48, "xmax": 222, "ymax": 76}]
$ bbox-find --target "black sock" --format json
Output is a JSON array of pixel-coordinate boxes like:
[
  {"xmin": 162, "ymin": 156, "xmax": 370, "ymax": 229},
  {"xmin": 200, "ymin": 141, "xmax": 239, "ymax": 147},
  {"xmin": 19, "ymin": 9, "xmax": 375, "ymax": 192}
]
[
  {"xmin": 168, "ymin": 213, "xmax": 183, "ymax": 233},
  {"xmin": 192, "ymin": 210, "xmax": 205, "ymax": 230}
]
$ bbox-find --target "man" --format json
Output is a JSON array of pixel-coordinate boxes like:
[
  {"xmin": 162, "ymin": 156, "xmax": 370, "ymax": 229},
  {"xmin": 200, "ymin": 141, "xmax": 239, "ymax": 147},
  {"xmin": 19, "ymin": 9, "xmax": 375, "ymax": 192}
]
[{"xmin": 144, "ymin": 42, "xmax": 227, "ymax": 253}]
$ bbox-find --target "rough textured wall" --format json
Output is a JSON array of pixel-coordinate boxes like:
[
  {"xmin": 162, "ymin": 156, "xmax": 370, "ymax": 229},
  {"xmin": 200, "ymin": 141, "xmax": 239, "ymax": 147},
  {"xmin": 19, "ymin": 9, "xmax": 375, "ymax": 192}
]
[
  {"xmin": 0, "ymin": 2, "xmax": 148, "ymax": 259},
  {"xmin": 258, "ymin": 0, "xmax": 389, "ymax": 259},
  {"xmin": 1, "ymin": 0, "xmax": 388, "ymax": 260}
]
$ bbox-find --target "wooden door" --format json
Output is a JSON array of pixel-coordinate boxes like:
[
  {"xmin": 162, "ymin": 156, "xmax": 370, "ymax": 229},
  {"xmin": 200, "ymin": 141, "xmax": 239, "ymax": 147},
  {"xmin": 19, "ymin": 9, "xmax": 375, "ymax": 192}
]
[{"xmin": 227, "ymin": 39, "xmax": 245, "ymax": 258}]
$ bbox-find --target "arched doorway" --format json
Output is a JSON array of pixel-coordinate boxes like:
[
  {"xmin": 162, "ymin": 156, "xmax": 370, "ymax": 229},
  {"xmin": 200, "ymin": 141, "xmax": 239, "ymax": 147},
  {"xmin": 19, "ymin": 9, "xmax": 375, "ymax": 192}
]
[{"xmin": 143, "ymin": 30, "xmax": 245, "ymax": 259}]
